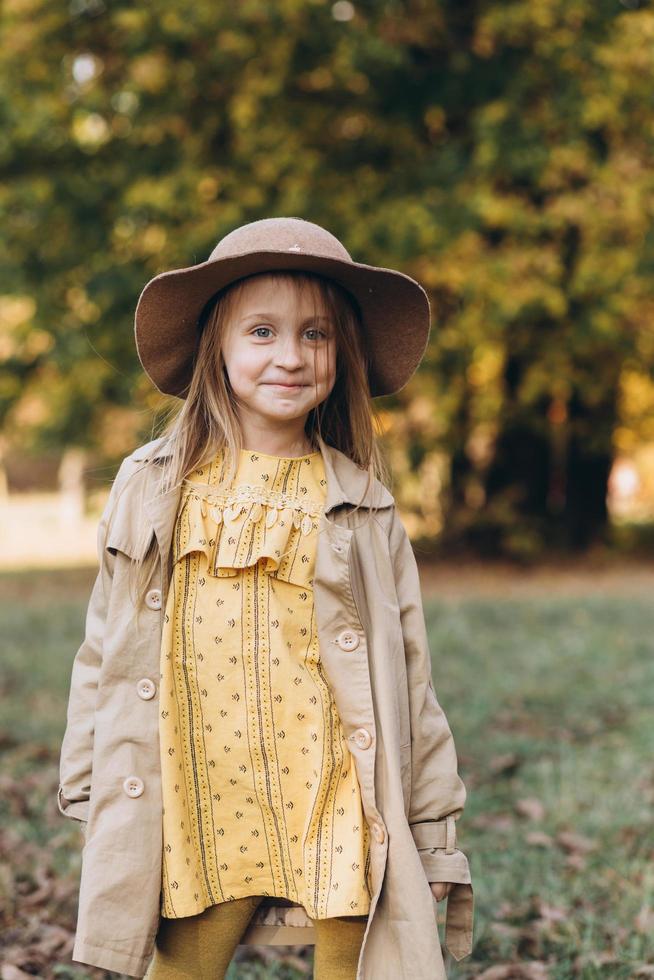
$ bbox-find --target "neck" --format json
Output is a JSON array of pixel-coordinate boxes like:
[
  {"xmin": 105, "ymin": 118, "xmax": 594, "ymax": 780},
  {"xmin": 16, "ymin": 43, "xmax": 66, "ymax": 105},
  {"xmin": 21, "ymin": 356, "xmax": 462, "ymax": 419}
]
[
  {"xmin": 236, "ymin": 414, "xmax": 314, "ymax": 458},
  {"xmin": 242, "ymin": 437, "xmax": 315, "ymax": 457}
]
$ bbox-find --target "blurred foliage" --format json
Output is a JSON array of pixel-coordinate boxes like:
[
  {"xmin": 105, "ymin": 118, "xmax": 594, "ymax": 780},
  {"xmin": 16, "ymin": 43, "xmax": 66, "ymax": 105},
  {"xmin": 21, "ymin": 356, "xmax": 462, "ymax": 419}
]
[{"xmin": 1, "ymin": 0, "xmax": 653, "ymax": 553}]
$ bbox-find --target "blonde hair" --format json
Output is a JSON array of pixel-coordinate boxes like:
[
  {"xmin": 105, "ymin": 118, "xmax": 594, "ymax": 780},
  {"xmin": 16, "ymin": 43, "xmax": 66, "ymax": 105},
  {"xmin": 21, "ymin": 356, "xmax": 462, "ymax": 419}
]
[{"xmin": 114, "ymin": 270, "xmax": 391, "ymax": 610}]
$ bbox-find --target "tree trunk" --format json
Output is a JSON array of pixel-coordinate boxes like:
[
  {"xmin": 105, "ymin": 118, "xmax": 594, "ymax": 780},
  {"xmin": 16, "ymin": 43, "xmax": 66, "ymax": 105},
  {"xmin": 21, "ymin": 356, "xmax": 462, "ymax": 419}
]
[
  {"xmin": 563, "ymin": 386, "xmax": 617, "ymax": 548},
  {"xmin": 58, "ymin": 447, "xmax": 86, "ymax": 528}
]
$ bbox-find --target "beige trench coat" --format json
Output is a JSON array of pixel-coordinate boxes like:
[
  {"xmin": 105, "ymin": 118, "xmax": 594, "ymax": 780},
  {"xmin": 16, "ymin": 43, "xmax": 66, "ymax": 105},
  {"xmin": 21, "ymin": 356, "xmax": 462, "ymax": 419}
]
[{"xmin": 57, "ymin": 432, "xmax": 474, "ymax": 979}]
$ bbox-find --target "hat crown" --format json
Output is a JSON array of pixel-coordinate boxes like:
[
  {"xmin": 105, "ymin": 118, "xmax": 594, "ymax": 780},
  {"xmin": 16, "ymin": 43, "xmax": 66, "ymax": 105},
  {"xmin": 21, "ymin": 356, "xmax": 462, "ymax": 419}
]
[{"xmin": 208, "ymin": 217, "xmax": 352, "ymax": 264}]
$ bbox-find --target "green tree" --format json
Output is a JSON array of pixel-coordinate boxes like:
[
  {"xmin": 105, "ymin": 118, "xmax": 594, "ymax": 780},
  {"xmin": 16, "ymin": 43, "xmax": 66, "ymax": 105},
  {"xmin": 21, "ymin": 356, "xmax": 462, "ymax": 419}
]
[{"xmin": 1, "ymin": 0, "xmax": 652, "ymax": 550}]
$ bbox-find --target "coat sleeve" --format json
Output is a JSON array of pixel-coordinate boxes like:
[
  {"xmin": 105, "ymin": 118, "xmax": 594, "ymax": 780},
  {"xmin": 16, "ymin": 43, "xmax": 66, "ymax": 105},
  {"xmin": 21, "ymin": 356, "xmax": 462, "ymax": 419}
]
[
  {"xmin": 56, "ymin": 458, "xmax": 129, "ymax": 823},
  {"xmin": 388, "ymin": 505, "xmax": 474, "ymax": 961}
]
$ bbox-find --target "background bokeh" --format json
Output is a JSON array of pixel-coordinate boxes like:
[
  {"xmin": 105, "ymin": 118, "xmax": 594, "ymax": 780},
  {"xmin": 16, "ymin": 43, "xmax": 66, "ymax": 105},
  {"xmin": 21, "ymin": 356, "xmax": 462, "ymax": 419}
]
[{"xmin": 1, "ymin": 1, "xmax": 653, "ymax": 977}]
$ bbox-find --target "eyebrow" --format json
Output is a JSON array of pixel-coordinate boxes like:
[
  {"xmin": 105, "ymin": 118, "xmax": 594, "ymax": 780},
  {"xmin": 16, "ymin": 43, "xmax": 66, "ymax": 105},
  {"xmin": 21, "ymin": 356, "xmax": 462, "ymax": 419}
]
[{"xmin": 239, "ymin": 313, "xmax": 332, "ymax": 324}]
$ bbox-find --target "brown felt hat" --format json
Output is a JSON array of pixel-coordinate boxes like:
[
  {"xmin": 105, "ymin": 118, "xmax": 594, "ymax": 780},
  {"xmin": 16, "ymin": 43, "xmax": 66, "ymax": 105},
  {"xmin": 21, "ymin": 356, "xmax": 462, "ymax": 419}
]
[{"xmin": 134, "ymin": 216, "xmax": 431, "ymax": 398}]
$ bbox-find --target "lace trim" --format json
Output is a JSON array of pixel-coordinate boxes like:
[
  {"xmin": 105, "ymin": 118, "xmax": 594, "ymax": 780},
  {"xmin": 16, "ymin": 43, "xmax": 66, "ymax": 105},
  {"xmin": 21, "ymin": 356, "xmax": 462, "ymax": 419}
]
[{"xmin": 182, "ymin": 479, "xmax": 324, "ymax": 537}]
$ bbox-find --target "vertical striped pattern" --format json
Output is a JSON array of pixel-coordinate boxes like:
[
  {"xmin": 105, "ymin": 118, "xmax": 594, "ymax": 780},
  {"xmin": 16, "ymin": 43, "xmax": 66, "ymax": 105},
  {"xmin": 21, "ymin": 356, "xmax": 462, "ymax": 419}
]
[{"xmin": 159, "ymin": 448, "xmax": 372, "ymax": 920}]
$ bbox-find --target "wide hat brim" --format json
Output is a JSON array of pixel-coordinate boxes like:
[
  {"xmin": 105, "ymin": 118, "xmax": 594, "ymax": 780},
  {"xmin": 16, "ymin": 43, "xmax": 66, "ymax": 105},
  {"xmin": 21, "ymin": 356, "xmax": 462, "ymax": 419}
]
[{"xmin": 134, "ymin": 247, "xmax": 431, "ymax": 399}]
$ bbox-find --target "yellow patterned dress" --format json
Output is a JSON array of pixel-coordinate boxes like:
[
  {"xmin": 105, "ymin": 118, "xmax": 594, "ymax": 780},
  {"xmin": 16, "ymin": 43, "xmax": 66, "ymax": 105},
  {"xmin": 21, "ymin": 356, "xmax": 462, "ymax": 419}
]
[{"xmin": 158, "ymin": 447, "xmax": 372, "ymax": 921}]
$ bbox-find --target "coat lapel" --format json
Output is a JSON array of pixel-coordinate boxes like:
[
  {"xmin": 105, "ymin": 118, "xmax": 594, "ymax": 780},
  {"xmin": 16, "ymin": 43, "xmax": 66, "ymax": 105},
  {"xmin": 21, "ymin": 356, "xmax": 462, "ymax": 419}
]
[
  {"xmin": 143, "ymin": 478, "xmax": 182, "ymax": 576},
  {"xmin": 315, "ymin": 433, "xmax": 394, "ymax": 514}
]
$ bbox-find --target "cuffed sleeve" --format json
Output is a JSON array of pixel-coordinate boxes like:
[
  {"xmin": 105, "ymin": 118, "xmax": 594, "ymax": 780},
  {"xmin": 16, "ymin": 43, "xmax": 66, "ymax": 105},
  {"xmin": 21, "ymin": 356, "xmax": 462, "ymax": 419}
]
[{"xmin": 420, "ymin": 846, "xmax": 471, "ymax": 883}]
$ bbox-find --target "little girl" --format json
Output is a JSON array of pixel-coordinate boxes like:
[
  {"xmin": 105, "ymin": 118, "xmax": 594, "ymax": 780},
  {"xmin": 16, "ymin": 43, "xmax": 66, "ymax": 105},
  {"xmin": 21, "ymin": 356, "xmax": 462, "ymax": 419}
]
[{"xmin": 58, "ymin": 217, "xmax": 473, "ymax": 980}]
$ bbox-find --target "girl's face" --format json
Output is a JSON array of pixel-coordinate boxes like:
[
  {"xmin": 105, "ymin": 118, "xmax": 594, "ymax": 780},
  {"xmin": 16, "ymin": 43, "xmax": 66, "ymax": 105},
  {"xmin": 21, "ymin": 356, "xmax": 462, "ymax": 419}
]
[{"xmin": 221, "ymin": 275, "xmax": 337, "ymax": 432}]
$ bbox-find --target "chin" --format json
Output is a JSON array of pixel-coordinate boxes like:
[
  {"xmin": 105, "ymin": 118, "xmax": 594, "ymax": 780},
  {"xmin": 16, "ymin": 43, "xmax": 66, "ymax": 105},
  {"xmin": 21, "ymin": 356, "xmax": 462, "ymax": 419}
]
[{"xmin": 260, "ymin": 404, "xmax": 307, "ymax": 420}]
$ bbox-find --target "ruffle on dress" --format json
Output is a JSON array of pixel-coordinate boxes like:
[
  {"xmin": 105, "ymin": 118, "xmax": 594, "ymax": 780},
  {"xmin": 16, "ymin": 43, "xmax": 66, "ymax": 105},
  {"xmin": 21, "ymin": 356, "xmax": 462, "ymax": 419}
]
[{"xmin": 172, "ymin": 478, "xmax": 325, "ymax": 590}]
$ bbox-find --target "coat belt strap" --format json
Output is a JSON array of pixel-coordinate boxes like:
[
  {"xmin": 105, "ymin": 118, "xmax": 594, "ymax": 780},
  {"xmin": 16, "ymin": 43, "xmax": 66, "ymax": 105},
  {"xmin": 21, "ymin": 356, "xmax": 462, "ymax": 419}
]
[
  {"xmin": 409, "ymin": 820, "xmax": 452, "ymax": 849},
  {"xmin": 444, "ymin": 883, "xmax": 474, "ymax": 961}
]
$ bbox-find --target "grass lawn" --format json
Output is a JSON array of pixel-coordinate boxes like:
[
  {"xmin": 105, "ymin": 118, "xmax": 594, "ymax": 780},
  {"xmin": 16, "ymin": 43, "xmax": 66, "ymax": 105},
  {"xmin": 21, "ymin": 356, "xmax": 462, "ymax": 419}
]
[{"xmin": 1, "ymin": 566, "xmax": 652, "ymax": 978}]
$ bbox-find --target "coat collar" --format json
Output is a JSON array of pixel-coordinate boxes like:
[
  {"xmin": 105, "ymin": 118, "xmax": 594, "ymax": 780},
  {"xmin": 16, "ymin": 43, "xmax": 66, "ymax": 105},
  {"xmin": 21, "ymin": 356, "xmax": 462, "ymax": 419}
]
[{"xmin": 131, "ymin": 432, "xmax": 394, "ymax": 514}]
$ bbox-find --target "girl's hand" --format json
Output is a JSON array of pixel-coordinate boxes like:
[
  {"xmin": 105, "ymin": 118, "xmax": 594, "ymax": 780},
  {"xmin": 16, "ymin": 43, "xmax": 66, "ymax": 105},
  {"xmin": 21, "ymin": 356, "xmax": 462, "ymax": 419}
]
[{"xmin": 429, "ymin": 881, "xmax": 454, "ymax": 901}]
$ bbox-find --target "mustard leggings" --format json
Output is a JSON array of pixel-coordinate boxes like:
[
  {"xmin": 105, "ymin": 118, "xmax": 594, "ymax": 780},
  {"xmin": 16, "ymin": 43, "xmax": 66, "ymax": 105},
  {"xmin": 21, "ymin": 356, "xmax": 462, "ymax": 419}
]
[{"xmin": 144, "ymin": 896, "xmax": 367, "ymax": 980}]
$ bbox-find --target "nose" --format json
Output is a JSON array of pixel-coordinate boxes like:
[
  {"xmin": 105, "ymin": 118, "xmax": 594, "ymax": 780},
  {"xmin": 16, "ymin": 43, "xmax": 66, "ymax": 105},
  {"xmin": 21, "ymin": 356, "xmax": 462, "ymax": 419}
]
[{"xmin": 273, "ymin": 334, "xmax": 304, "ymax": 370}]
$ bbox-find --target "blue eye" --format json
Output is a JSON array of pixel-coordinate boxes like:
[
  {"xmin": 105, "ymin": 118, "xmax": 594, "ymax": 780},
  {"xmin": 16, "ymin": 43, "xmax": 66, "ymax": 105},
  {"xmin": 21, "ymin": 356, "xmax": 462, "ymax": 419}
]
[{"xmin": 251, "ymin": 326, "xmax": 328, "ymax": 340}]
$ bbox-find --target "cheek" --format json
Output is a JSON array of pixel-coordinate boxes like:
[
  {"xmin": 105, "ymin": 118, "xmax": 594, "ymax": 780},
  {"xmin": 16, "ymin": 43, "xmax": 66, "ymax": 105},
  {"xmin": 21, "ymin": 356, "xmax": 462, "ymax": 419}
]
[{"xmin": 224, "ymin": 348, "xmax": 261, "ymax": 387}]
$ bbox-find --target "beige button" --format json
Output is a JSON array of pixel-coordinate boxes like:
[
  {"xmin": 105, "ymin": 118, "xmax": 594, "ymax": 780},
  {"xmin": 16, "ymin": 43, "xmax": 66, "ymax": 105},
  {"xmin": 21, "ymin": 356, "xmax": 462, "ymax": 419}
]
[
  {"xmin": 123, "ymin": 776, "xmax": 144, "ymax": 798},
  {"xmin": 145, "ymin": 588, "xmax": 162, "ymax": 610},
  {"xmin": 136, "ymin": 678, "xmax": 156, "ymax": 700},
  {"xmin": 336, "ymin": 629, "xmax": 360, "ymax": 651},
  {"xmin": 371, "ymin": 822, "xmax": 386, "ymax": 844},
  {"xmin": 351, "ymin": 728, "xmax": 372, "ymax": 750}
]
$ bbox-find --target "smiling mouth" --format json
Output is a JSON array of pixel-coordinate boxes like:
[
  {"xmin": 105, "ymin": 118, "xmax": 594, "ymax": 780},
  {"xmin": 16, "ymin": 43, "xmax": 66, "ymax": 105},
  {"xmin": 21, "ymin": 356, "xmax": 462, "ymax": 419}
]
[{"xmin": 267, "ymin": 383, "xmax": 306, "ymax": 389}]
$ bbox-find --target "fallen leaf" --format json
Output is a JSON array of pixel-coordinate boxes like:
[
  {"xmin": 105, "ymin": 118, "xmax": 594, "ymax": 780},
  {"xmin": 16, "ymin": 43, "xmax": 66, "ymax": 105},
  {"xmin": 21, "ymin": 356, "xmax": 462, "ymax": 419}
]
[
  {"xmin": 556, "ymin": 831, "xmax": 596, "ymax": 854},
  {"xmin": 477, "ymin": 963, "xmax": 550, "ymax": 979},
  {"xmin": 1, "ymin": 967, "xmax": 34, "ymax": 980},
  {"xmin": 525, "ymin": 831, "xmax": 553, "ymax": 848},
  {"xmin": 534, "ymin": 901, "xmax": 567, "ymax": 923},
  {"xmin": 564, "ymin": 852, "xmax": 587, "ymax": 871},
  {"xmin": 515, "ymin": 798, "xmax": 546, "ymax": 821},
  {"xmin": 635, "ymin": 905, "xmax": 654, "ymax": 934},
  {"xmin": 489, "ymin": 753, "xmax": 521, "ymax": 776}
]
